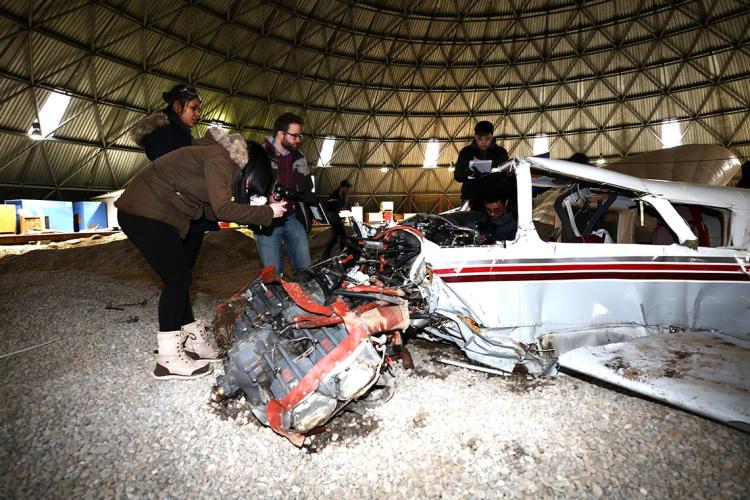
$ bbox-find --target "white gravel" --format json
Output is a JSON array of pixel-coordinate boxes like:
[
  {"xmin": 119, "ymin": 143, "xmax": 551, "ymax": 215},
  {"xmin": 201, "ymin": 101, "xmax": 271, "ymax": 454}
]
[{"xmin": 1, "ymin": 257, "xmax": 749, "ymax": 497}]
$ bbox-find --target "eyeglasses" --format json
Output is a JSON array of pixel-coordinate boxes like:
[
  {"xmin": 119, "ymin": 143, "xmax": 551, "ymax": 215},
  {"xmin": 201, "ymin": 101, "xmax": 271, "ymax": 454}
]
[
  {"xmin": 475, "ymin": 135, "xmax": 493, "ymax": 142},
  {"xmin": 283, "ymin": 131, "xmax": 304, "ymax": 140}
]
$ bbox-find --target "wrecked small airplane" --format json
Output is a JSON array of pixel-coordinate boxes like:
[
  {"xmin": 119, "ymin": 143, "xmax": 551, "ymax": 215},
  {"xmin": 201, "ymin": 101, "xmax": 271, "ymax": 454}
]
[{"xmin": 211, "ymin": 155, "xmax": 750, "ymax": 444}]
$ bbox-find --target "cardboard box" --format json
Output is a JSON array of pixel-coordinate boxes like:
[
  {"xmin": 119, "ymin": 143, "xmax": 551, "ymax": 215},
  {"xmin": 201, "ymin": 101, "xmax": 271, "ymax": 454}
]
[
  {"xmin": 20, "ymin": 216, "xmax": 43, "ymax": 233},
  {"xmin": 350, "ymin": 206, "xmax": 364, "ymax": 222},
  {"xmin": 0, "ymin": 204, "xmax": 16, "ymax": 233},
  {"xmin": 366, "ymin": 212, "xmax": 384, "ymax": 223}
]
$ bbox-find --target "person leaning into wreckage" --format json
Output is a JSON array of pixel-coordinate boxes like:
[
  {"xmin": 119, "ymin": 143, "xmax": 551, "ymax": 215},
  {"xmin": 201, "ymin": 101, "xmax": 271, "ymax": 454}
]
[
  {"xmin": 129, "ymin": 84, "xmax": 220, "ymax": 271},
  {"xmin": 115, "ymin": 127, "xmax": 287, "ymax": 380}
]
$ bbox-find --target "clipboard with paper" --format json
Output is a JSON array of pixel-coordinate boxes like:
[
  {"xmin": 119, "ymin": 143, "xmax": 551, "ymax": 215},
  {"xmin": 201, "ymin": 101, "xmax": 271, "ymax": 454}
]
[
  {"xmin": 468, "ymin": 159, "xmax": 493, "ymax": 178},
  {"xmin": 307, "ymin": 202, "xmax": 330, "ymax": 225}
]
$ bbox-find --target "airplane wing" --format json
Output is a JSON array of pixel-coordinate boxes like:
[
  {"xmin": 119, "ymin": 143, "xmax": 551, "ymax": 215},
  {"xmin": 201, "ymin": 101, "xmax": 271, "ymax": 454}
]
[{"xmin": 558, "ymin": 331, "xmax": 750, "ymax": 432}]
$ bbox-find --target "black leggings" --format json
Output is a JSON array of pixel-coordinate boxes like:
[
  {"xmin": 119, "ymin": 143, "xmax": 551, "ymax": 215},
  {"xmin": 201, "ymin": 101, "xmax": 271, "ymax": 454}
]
[{"xmin": 118, "ymin": 210, "xmax": 202, "ymax": 331}]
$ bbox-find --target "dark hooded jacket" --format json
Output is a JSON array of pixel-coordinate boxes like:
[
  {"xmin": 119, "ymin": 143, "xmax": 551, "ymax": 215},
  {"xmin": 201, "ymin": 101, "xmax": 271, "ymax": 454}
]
[
  {"xmin": 326, "ymin": 187, "xmax": 350, "ymax": 232},
  {"xmin": 116, "ymin": 128, "xmax": 273, "ymax": 238},
  {"xmin": 454, "ymin": 139, "xmax": 509, "ymax": 201},
  {"xmin": 130, "ymin": 111, "xmax": 193, "ymax": 161},
  {"xmin": 477, "ymin": 212, "xmax": 517, "ymax": 242}
]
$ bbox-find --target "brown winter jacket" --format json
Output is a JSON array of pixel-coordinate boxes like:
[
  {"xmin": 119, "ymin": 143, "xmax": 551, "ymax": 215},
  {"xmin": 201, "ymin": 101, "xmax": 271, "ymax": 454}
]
[{"xmin": 115, "ymin": 128, "xmax": 273, "ymax": 238}]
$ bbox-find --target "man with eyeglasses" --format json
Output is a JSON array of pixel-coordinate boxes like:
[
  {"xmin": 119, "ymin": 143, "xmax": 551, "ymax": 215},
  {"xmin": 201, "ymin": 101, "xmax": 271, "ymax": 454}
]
[
  {"xmin": 454, "ymin": 121, "xmax": 509, "ymax": 207},
  {"xmin": 478, "ymin": 197, "xmax": 517, "ymax": 242},
  {"xmin": 257, "ymin": 112, "xmax": 314, "ymax": 274}
]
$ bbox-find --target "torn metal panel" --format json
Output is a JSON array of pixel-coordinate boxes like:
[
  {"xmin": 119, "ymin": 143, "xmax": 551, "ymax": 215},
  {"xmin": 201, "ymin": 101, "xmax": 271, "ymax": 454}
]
[{"xmin": 558, "ymin": 332, "xmax": 750, "ymax": 431}]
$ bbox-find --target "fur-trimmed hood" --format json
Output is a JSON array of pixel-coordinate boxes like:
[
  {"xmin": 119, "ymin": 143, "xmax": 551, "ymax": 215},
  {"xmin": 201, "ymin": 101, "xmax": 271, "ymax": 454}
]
[
  {"xmin": 129, "ymin": 112, "xmax": 170, "ymax": 147},
  {"xmin": 207, "ymin": 127, "xmax": 248, "ymax": 168}
]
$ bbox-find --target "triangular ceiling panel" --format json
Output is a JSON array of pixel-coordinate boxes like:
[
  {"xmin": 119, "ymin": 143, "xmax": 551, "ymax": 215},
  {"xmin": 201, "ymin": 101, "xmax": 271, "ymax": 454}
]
[{"xmin": 0, "ymin": 0, "xmax": 747, "ymax": 201}]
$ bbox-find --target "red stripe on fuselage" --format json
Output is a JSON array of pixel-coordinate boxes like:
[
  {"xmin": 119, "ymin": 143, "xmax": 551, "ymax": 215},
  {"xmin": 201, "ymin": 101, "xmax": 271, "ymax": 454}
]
[
  {"xmin": 438, "ymin": 271, "xmax": 749, "ymax": 283},
  {"xmin": 433, "ymin": 262, "xmax": 743, "ymax": 275}
]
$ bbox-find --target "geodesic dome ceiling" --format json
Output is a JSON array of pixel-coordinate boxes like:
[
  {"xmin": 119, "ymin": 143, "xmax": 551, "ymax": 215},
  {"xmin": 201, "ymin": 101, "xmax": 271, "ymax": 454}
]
[{"xmin": 0, "ymin": 0, "xmax": 748, "ymax": 212}]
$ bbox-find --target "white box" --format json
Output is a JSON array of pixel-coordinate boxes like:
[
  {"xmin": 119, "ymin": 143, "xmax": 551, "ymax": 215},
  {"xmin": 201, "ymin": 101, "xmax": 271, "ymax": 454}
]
[
  {"xmin": 366, "ymin": 212, "xmax": 383, "ymax": 223},
  {"xmin": 351, "ymin": 206, "xmax": 364, "ymax": 222}
]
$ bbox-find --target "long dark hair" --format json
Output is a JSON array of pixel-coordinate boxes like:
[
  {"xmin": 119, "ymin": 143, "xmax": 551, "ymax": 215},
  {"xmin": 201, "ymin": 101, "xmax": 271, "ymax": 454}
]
[{"xmin": 235, "ymin": 141, "xmax": 273, "ymax": 203}]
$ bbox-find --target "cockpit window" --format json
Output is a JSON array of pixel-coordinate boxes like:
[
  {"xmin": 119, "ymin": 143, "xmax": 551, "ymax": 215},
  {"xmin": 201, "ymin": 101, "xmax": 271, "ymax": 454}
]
[{"xmin": 528, "ymin": 169, "xmax": 720, "ymax": 246}]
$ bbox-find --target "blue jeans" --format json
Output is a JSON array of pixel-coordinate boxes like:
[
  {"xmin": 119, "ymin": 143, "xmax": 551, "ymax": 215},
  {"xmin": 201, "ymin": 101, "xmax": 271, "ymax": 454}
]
[{"xmin": 255, "ymin": 215, "xmax": 311, "ymax": 273}]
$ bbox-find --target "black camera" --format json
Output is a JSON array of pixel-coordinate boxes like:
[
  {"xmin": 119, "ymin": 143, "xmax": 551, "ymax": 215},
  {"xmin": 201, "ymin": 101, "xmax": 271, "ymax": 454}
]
[{"xmin": 272, "ymin": 184, "xmax": 303, "ymax": 202}]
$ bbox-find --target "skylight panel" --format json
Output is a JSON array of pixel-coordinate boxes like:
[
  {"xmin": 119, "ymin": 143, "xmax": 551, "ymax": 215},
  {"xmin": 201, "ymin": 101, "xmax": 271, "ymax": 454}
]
[
  {"xmin": 660, "ymin": 119, "xmax": 682, "ymax": 148},
  {"xmin": 317, "ymin": 136, "xmax": 336, "ymax": 167},
  {"xmin": 532, "ymin": 133, "xmax": 549, "ymax": 156},
  {"xmin": 28, "ymin": 91, "xmax": 71, "ymax": 140},
  {"xmin": 423, "ymin": 138, "xmax": 439, "ymax": 168}
]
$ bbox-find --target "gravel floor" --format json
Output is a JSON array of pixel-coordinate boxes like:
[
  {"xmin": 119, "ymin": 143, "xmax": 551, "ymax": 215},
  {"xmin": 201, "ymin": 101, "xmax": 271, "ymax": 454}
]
[{"xmin": 2, "ymin": 264, "xmax": 749, "ymax": 498}]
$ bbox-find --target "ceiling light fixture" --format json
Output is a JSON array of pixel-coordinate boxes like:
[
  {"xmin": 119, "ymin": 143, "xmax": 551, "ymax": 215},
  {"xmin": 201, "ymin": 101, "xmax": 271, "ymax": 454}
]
[{"xmin": 28, "ymin": 120, "xmax": 43, "ymax": 141}]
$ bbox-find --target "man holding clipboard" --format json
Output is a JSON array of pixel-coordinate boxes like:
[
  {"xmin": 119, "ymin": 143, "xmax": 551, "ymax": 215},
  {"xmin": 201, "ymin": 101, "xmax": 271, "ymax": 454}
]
[{"xmin": 453, "ymin": 120, "xmax": 509, "ymax": 207}]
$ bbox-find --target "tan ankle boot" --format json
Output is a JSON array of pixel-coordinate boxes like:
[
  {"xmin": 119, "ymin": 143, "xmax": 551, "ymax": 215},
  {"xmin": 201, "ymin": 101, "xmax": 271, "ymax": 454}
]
[
  {"xmin": 181, "ymin": 320, "xmax": 222, "ymax": 362},
  {"xmin": 153, "ymin": 331, "xmax": 212, "ymax": 380}
]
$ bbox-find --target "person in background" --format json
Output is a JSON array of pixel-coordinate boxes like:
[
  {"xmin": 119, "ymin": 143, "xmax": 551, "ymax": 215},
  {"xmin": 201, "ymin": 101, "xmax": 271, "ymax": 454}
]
[
  {"xmin": 322, "ymin": 179, "xmax": 352, "ymax": 259},
  {"xmin": 129, "ymin": 84, "xmax": 218, "ymax": 269},
  {"xmin": 257, "ymin": 112, "xmax": 315, "ymax": 274},
  {"xmin": 568, "ymin": 152, "xmax": 590, "ymax": 165},
  {"xmin": 737, "ymin": 161, "xmax": 750, "ymax": 189},
  {"xmin": 116, "ymin": 128, "xmax": 287, "ymax": 380},
  {"xmin": 478, "ymin": 197, "xmax": 517, "ymax": 242},
  {"xmin": 454, "ymin": 120, "xmax": 509, "ymax": 207}
]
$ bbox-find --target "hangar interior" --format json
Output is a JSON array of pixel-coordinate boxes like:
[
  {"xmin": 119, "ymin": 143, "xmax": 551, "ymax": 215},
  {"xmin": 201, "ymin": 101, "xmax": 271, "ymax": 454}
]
[
  {"xmin": 1, "ymin": 1, "xmax": 749, "ymax": 498},
  {"xmin": 1, "ymin": 0, "xmax": 748, "ymax": 207}
]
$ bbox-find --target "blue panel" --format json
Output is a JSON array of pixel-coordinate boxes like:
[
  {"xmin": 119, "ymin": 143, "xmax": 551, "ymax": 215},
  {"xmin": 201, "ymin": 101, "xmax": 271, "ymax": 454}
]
[
  {"xmin": 5, "ymin": 199, "xmax": 74, "ymax": 232},
  {"xmin": 73, "ymin": 201, "xmax": 108, "ymax": 231}
]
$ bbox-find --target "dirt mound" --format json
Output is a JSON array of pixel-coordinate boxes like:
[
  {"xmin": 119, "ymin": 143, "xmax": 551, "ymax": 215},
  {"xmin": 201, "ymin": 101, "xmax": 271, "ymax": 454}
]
[
  {"xmin": 0, "ymin": 227, "xmax": 336, "ymax": 298},
  {"xmin": 0, "ymin": 234, "xmax": 156, "ymax": 279}
]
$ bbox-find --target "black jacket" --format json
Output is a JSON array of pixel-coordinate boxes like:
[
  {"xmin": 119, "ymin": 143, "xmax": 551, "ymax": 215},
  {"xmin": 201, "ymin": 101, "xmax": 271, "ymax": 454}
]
[
  {"xmin": 326, "ymin": 187, "xmax": 349, "ymax": 230},
  {"xmin": 250, "ymin": 138, "xmax": 315, "ymax": 235},
  {"xmin": 326, "ymin": 187, "xmax": 349, "ymax": 212},
  {"xmin": 130, "ymin": 111, "xmax": 193, "ymax": 161},
  {"xmin": 478, "ymin": 212, "xmax": 517, "ymax": 242},
  {"xmin": 454, "ymin": 139, "xmax": 509, "ymax": 201},
  {"xmin": 738, "ymin": 162, "xmax": 750, "ymax": 189}
]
